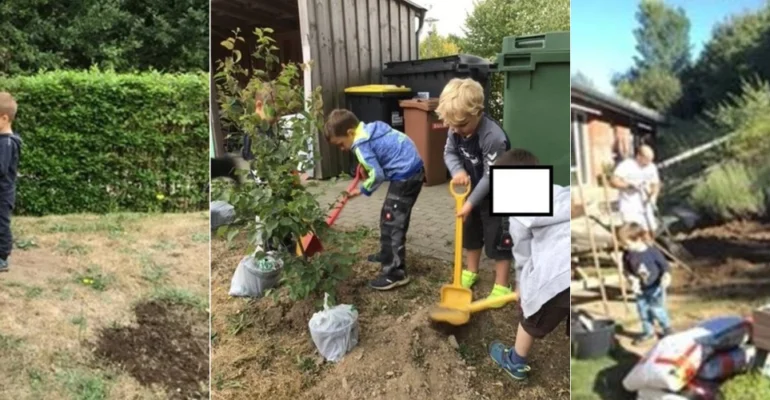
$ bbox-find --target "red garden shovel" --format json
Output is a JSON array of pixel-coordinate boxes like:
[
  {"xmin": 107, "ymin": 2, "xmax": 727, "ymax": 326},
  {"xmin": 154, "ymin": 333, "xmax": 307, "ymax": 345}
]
[{"xmin": 296, "ymin": 164, "xmax": 365, "ymax": 257}]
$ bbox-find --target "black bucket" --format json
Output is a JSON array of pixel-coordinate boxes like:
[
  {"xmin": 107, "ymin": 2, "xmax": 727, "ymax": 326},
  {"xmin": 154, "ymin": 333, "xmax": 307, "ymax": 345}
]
[{"xmin": 571, "ymin": 319, "xmax": 616, "ymax": 359}]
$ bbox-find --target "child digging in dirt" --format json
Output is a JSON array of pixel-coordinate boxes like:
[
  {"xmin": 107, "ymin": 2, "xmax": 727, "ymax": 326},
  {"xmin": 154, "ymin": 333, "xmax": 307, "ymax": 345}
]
[
  {"xmin": 438, "ymin": 77, "xmax": 514, "ymax": 303},
  {"xmin": 487, "ymin": 149, "xmax": 570, "ymax": 381},
  {"xmin": 0, "ymin": 92, "xmax": 22, "ymax": 273},
  {"xmin": 618, "ymin": 222, "xmax": 674, "ymax": 345},
  {"xmin": 324, "ymin": 109, "xmax": 424, "ymax": 290}
]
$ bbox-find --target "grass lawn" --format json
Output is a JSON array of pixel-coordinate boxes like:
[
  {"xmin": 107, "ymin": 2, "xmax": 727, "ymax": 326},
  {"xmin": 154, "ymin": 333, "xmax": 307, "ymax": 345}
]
[
  {"xmin": 0, "ymin": 212, "xmax": 210, "ymax": 399},
  {"xmin": 570, "ymin": 351, "xmax": 637, "ymax": 400}
]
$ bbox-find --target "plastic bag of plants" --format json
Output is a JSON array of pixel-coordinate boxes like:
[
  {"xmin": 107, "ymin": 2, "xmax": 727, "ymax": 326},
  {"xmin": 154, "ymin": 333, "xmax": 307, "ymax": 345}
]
[
  {"xmin": 211, "ymin": 201, "xmax": 235, "ymax": 231},
  {"xmin": 228, "ymin": 252, "xmax": 283, "ymax": 298},
  {"xmin": 308, "ymin": 293, "xmax": 359, "ymax": 362}
]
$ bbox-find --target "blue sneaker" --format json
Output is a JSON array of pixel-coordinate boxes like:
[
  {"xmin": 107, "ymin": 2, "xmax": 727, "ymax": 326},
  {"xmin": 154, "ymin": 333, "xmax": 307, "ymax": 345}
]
[
  {"xmin": 0, "ymin": 259, "xmax": 8, "ymax": 273},
  {"xmin": 488, "ymin": 341, "xmax": 531, "ymax": 381}
]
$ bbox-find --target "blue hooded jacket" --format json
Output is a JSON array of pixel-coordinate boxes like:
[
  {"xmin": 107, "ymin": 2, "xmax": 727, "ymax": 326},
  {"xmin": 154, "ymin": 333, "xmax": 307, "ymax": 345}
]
[{"xmin": 351, "ymin": 121, "xmax": 423, "ymax": 196}]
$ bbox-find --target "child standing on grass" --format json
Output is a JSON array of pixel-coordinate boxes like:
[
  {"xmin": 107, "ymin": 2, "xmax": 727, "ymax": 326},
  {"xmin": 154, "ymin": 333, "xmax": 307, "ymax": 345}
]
[
  {"xmin": 438, "ymin": 78, "xmax": 514, "ymax": 303},
  {"xmin": 487, "ymin": 149, "xmax": 570, "ymax": 381},
  {"xmin": 324, "ymin": 109, "xmax": 424, "ymax": 290},
  {"xmin": 618, "ymin": 222, "xmax": 673, "ymax": 345},
  {"xmin": 0, "ymin": 92, "xmax": 22, "ymax": 273}
]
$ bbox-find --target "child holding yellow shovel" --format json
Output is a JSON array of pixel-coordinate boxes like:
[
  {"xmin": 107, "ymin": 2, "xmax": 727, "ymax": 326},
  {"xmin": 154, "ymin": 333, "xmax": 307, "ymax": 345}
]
[{"xmin": 488, "ymin": 149, "xmax": 571, "ymax": 381}]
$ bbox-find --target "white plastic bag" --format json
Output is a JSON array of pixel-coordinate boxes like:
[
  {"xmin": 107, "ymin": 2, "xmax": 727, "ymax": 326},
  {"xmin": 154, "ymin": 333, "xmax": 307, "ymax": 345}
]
[
  {"xmin": 623, "ymin": 328, "xmax": 709, "ymax": 392},
  {"xmin": 308, "ymin": 293, "xmax": 359, "ymax": 362},
  {"xmin": 228, "ymin": 252, "xmax": 283, "ymax": 298},
  {"xmin": 211, "ymin": 201, "xmax": 235, "ymax": 230}
]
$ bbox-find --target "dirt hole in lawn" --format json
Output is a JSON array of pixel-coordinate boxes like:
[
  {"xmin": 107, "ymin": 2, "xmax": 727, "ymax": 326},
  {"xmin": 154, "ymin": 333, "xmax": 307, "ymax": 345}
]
[{"xmin": 93, "ymin": 300, "xmax": 209, "ymax": 399}]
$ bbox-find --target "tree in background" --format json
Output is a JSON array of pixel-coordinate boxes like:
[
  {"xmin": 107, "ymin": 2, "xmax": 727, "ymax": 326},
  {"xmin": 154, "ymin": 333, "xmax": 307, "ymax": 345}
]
[
  {"xmin": 679, "ymin": 3, "xmax": 770, "ymax": 117},
  {"xmin": 613, "ymin": 0, "xmax": 690, "ymax": 113},
  {"xmin": 0, "ymin": 0, "xmax": 208, "ymax": 75},
  {"xmin": 419, "ymin": 24, "xmax": 461, "ymax": 59},
  {"xmin": 461, "ymin": 0, "xmax": 570, "ymax": 121},
  {"xmin": 571, "ymin": 71, "xmax": 596, "ymax": 88}
]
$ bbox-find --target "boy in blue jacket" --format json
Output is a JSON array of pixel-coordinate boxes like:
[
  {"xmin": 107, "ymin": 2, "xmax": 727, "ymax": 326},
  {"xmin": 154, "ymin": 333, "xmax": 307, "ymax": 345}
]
[
  {"xmin": 0, "ymin": 92, "xmax": 22, "ymax": 273},
  {"xmin": 324, "ymin": 109, "xmax": 424, "ymax": 290},
  {"xmin": 618, "ymin": 222, "xmax": 673, "ymax": 344}
]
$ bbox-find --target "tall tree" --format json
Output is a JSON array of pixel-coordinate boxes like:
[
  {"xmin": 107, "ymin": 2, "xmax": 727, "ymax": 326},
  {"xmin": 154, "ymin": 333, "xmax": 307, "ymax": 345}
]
[
  {"xmin": 420, "ymin": 24, "xmax": 461, "ymax": 59},
  {"xmin": 681, "ymin": 3, "xmax": 770, "ymax": 115},
  {"xmin": 614, "ymin": 0, "xmax": 691, "ymax": 112},
  {"xmin": 571, "ymin": 71, "xmax": 596, "ymax": 88},
  {"xmin": 0, "ymin": 0, "xmax": 208, "ymax": 75},
  {"xmin": 631, "ymin": 0, "xmax": 691, "ymax": 75},
  {"xmin": 461, "ymin": 0, "xmax": 570, "ymax": 120}
]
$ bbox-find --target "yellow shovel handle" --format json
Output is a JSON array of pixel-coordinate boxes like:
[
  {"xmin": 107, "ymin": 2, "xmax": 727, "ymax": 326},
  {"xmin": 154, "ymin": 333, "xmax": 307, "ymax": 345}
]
[
  {"xmin": 449, "ymin": 181, "xmax": 470, "ymax": 288},
  {"xmin": 467, "ymin": 292, "xmax": 519, "ymax": 312}
]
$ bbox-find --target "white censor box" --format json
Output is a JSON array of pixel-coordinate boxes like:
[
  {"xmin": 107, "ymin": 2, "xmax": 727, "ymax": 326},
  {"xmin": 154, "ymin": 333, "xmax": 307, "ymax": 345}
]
[{"xmin": 490, "ymin": 166, "xmax": 553, "ymax": 216}]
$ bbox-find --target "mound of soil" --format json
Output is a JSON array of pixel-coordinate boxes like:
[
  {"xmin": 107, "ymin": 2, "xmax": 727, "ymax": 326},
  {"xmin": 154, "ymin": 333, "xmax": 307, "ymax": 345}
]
[
  {"xmin": 669, "ymin": 220, "xmax": 770, "ymax": 299},
  {"xmin": 94, "ymin": 301, "xmax": 209, "ymax": 399},
  {"xmin": 211, "ymin": 236, "xmax": 570, "ymax": 400}
]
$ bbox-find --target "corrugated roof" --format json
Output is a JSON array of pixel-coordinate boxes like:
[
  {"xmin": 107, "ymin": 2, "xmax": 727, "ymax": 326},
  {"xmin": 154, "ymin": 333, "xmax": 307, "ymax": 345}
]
[{"xmin": 571, "ymin": 82, "xmax": 666, "ymax": 124}]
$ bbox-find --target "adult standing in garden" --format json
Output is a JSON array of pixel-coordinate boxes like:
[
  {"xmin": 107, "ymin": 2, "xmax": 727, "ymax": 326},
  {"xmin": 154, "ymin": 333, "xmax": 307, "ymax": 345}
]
[{"xmin": 610, "ymin": 145, "xmax": 660, "ymax": 242}]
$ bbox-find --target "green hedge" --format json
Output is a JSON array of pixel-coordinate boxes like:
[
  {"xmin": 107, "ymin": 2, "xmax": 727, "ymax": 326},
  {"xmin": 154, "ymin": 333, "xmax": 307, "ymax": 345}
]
[{"xmin": 0, "ymin": 70, "xmax": 209, "ymax": 216}]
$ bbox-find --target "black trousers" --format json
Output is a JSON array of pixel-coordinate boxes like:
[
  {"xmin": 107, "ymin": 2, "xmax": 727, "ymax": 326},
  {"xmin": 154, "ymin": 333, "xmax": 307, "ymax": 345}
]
[
  {"xmin": 379, "ymin": 168, "xmax": 424, "ymax": 278},
  {"xmin": 0, "ymin": 202, "xmax": 12, "ymax": 260}
]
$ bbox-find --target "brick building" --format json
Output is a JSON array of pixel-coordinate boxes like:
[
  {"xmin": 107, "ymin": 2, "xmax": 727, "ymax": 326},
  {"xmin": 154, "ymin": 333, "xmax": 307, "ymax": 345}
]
[{"xmin": 570, "ymin": 82, "xmax": 666, "ymax": 188}]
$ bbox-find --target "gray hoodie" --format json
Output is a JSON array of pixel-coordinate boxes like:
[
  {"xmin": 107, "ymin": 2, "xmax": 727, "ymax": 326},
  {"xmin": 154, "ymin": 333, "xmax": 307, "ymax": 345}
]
[{"xmin": 509, "ymin": 185, "xmax": 570, "ymax": 319}]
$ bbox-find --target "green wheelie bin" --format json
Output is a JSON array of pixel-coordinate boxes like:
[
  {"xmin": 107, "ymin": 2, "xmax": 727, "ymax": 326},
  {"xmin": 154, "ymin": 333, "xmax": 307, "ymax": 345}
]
[{"xmin": 497, "ymin": 32, "xmax": 570, "ymax": 186}]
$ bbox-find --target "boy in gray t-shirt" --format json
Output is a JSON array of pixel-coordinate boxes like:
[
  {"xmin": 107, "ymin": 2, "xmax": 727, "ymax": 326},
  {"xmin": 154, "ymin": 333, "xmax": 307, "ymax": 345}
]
[{"xmin": 438, "ymin": 78, "xmax": 513, "ymax": 304}]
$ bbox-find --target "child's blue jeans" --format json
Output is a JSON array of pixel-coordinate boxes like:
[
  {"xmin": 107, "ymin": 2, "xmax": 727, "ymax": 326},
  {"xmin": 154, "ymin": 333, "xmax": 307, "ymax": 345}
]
[{"xmin": 636, "ymin": 285, "xmax": 671, "ymax": 337}]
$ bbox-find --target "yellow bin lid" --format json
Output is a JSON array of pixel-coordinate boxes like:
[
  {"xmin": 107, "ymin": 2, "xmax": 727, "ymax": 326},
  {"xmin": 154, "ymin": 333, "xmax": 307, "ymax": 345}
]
[{"xmin": 344, "ymin": 84, "xmax": 411, "ymax": 94}]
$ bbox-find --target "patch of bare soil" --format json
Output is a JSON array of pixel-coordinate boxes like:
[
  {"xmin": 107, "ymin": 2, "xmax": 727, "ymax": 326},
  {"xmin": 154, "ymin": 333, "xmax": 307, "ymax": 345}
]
[
  {"xmin": 670, "ymin": 220, "xmax": 770, "ymax": 299},
  {"xmin": 678, "ymin": 220, "xmax": 770, "ymax": 265},
  {"xmin": 211, "ymin": 234, "xmax": 570, "ymax": 400},
  {"xmin": 94, "ymin": 300, "xmax": 209, "ymax": 399}
]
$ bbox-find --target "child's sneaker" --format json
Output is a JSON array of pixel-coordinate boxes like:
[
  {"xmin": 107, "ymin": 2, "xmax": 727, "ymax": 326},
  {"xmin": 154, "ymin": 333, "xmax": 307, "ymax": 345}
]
[
  {"xmin": 488, "ymin": 341, "xmax": 531, "ymax": 381},
  {"xmin": 0, "ymin": 259, "xmax": 8, "ymax": 272},
  {"xmin": 369, "ymin": 273, "xmax": 410, "ymax": 291},
  {"xmin": 632, "ymin": 333, "xmax": 655, "ymax": 346},
  {"xmin": 461, "ymin": 270, "xmax": 478, "ymax": 289},
  {"xmin": 486, "ymin": 284, "xmax": 513, "ymax": 308}
]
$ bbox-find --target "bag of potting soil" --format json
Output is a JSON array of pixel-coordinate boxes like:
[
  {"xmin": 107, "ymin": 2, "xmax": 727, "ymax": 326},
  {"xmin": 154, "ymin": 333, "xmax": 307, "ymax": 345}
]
[
  {"xmin": 697, "ymin": 345, "xmax": 756, "ymax": 380},
  {"xmin": 623, "ymin": 329, "xmax": 708, "ymax": 392},
  {"xmin": 211, "ymin": 201, "xmax": 235, "ymax": 230},
  {"xmin": 308, "ymin": 293, "xmax": 359, "ymax": 362},
  {"xmin": 228, "ymin": 252, "xmax": 283, "ymax": 298},
  {"xmin": 694, "ymin": 316, "xmax": 752, "ymax": 352}
]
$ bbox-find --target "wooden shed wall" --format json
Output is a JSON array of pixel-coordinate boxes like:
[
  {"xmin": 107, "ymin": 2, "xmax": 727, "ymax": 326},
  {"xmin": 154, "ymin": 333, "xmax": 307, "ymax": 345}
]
[{"xmin": 300, "ymin": 0, "xmax": 426, "ymax": 179}]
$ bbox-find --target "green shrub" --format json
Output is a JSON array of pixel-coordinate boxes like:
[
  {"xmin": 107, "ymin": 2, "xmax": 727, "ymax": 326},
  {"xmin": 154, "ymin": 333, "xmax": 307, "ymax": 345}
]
[
  {"xmin": 708, "ymin": 78, "xmax": 770, "ymax": 164},
  {"xmin": 690, "ymin": 161, "xmax": 766, "ymax": 221},
  {"xmin": 721, "ymin": 373, "xmax": 770, "ymax": 400},
  {"xmin": 213, "ymin": 28, "xmax": 360, "ymax": 304},
  {"xmin": 0, "ymin": 69, "xmax": 208, "ymax": 215}
]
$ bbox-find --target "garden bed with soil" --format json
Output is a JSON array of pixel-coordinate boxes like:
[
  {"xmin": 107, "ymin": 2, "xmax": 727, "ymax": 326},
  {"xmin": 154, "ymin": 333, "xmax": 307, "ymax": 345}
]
[{"xmin": 211, "ymin": 230, "xmax": 570, "ymax": 400}]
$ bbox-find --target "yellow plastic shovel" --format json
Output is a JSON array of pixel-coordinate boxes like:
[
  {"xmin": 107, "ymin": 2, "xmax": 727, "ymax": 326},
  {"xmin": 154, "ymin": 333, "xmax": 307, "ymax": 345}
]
[{"xmin": 429, "ymin": 181, "xmax": 519, "ymax": 326}]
